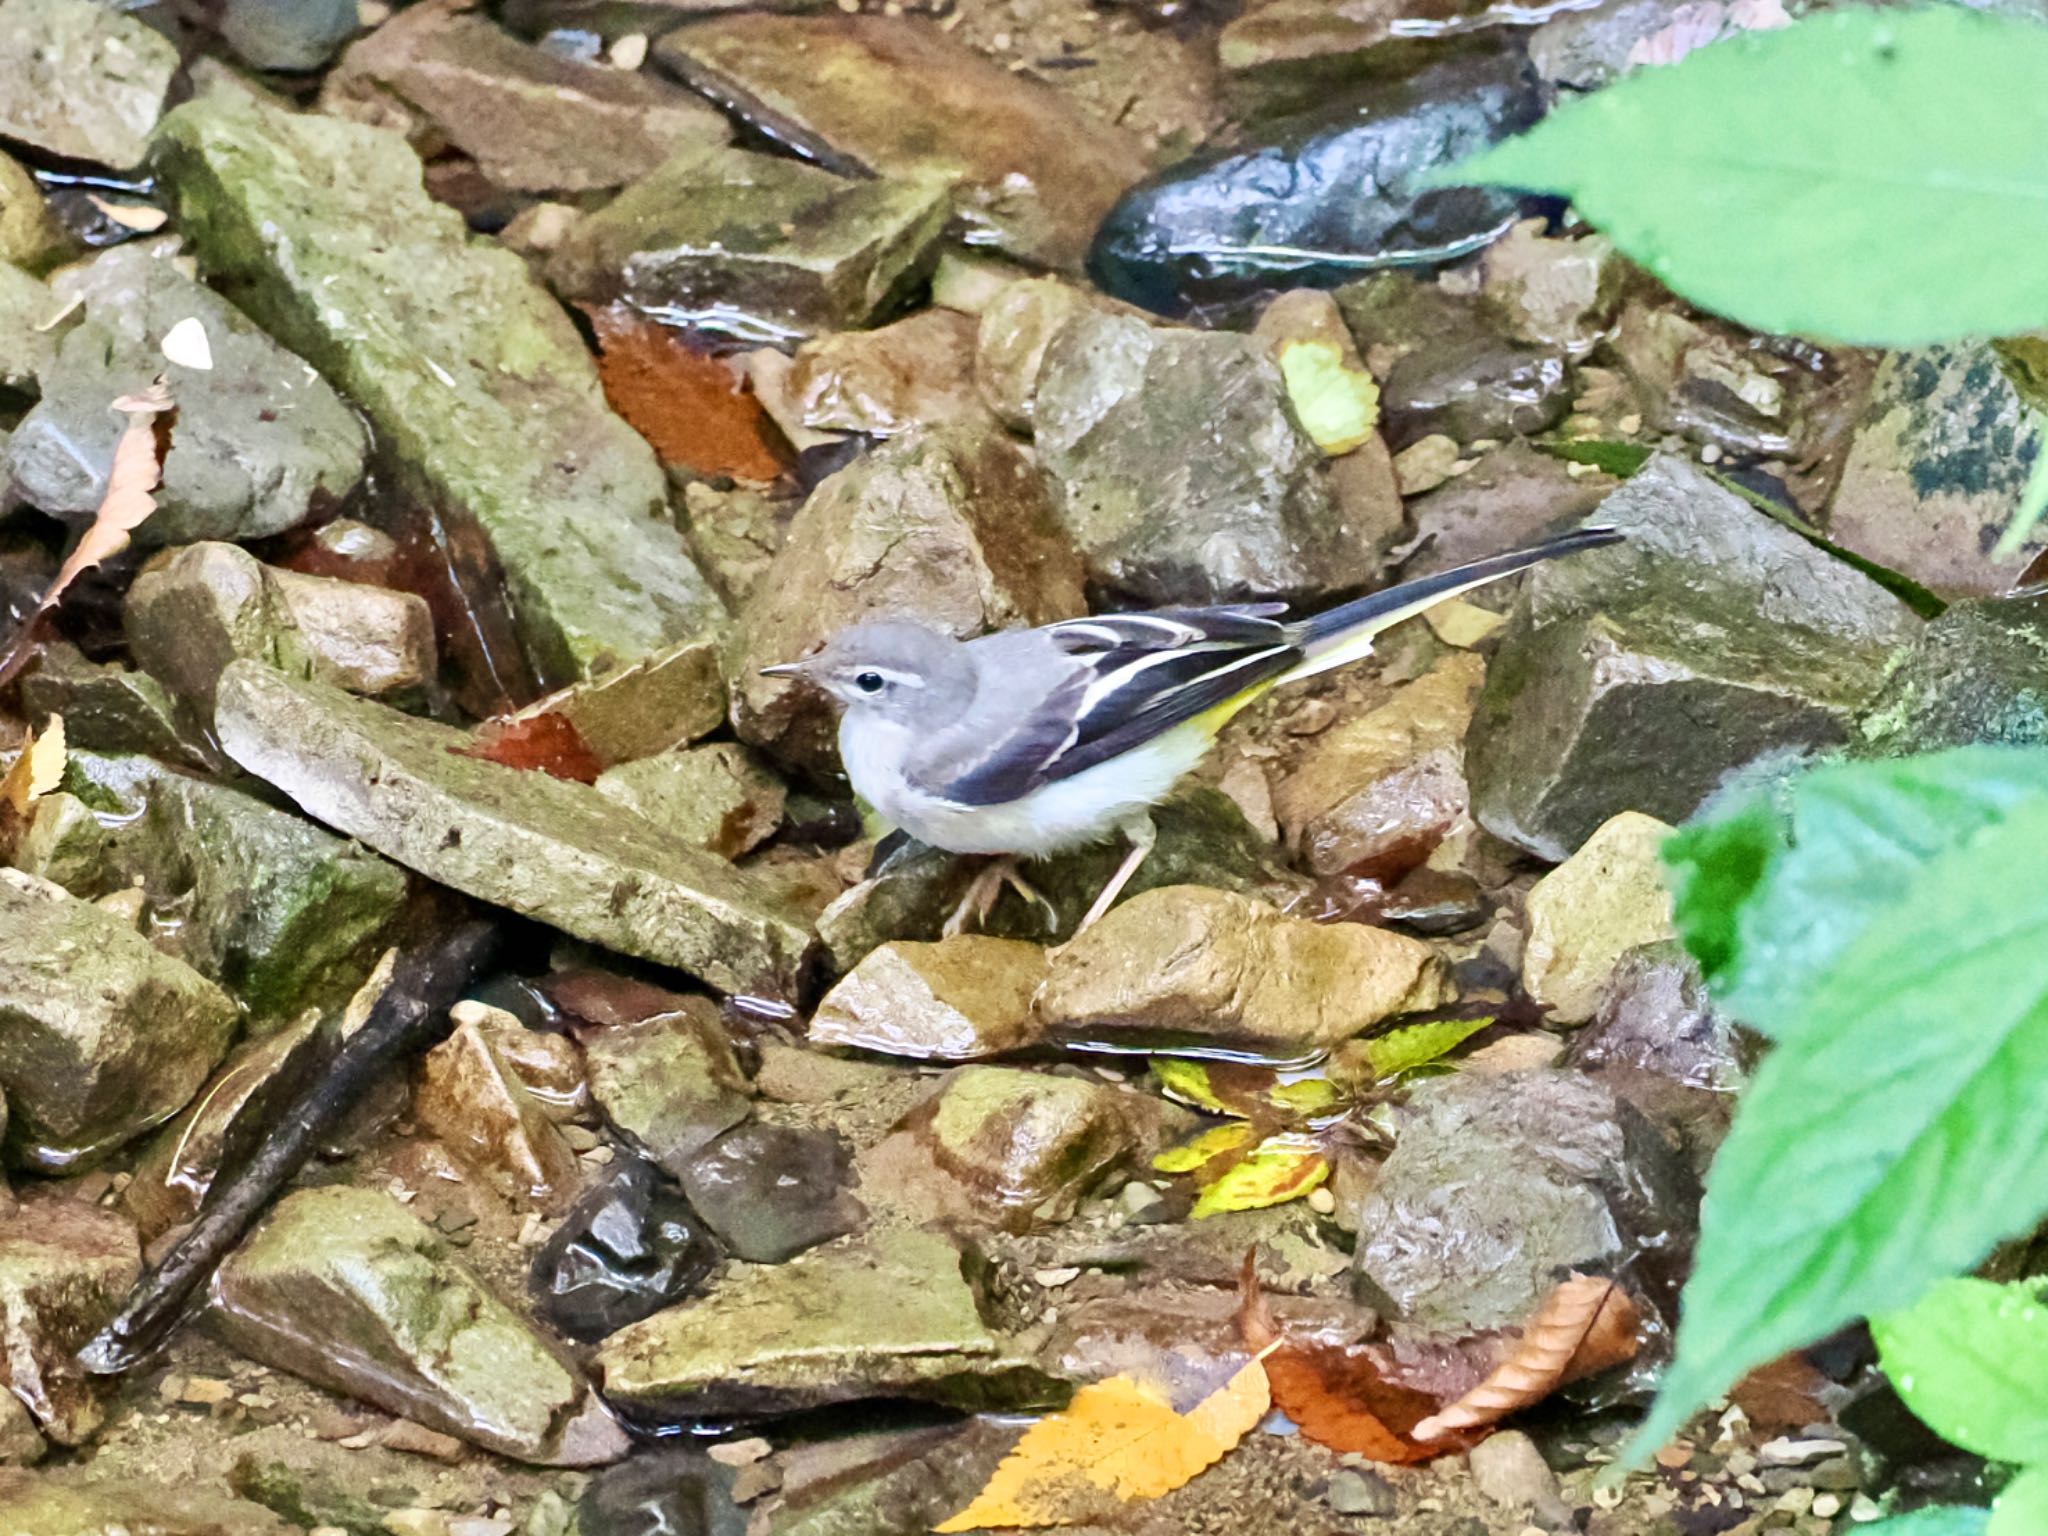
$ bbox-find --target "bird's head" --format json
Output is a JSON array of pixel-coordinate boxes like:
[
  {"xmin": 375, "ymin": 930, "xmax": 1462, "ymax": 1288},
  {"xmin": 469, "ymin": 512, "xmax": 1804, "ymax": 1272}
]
[{"xmin": 761, "ymin": 619, "xmax": 975, "ymax": 726}]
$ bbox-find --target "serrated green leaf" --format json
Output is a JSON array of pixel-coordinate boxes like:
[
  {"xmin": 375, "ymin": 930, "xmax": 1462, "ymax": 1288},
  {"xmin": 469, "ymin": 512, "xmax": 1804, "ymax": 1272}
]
[
  {"xmin": 1153, "ymin": 1121, "xmax": 1256, "ymax": 1173},
  {"xmin": 1628, "ymin": 750, "xmax": 2048, "ymax": 1468},
  {"xmin": 1149, "ymin": 1058, "xmax": 1230, "ymax": 1114},
  {"xmin": 1665, "ymin": 749, "xmax": 2048, "ymax": 1038},
  {"xmin": 1362, "ymin": 1017, "xmax": 1494, "ymax": 1079},
  {"xmin": 1862, "ymin": 1511, "xmax": 1990, "ymax": 1536},
  {"xmin": 1191, "ymin": 1133, "xmax": 1328, "ymax": 1219},
  {"xmin": 1446, "ymin": 7, "xmax": 2048, "ymax": 346},
  {"xmin": 1875, "ymin": 1278, "xmax": 2048, "ymax": 1465},
  {"xmin": 1990, "ymin": 1467, "xmax": 2048, "ymax": 1536},
  {"xmin": 1277, "ymin": 338, "xmax": 1380, "ymax": 455}
]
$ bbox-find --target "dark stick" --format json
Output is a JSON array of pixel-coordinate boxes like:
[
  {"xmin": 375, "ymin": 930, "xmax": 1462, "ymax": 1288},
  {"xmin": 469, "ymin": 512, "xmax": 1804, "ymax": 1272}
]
[{"xmin": 77, "ymin": 920, "xmax": 501, "ymax": 1375}]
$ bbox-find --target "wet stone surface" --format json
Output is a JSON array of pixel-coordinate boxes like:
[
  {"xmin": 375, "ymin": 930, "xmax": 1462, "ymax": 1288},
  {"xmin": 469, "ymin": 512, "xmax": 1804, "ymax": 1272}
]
[
  {"xmin": 531, "ymin": 1157, "xmax": 719, "ymax": 1343},
  {"xmin": 674, "ymin": 1119, "xmax": 866, "ymax": 1263}
]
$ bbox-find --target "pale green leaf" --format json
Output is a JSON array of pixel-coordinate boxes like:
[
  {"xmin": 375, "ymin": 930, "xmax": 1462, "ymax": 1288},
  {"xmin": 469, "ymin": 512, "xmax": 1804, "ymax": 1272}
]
[
  {"xmin": 1875, "ymin": 1278, "xmax": 2048, "ymax": 1465},
  {"xmin": 1991, "ymin": 1467, "xmax": 2048, "ymax": 1536},
  {"xmin": 1448, "ymin": 7, "xmax": 2048, "ymax": 345},
  {"xmin": 1630, "ymin": 749, "xmax": 2048, "ymax": 1466},
  {"xmin": 1153, "ymin": 1122, "xmax": 1256, "ymax": 1173},
  {"xmin": 1267, "ymin": 1077, "xmax": 1340, "ymax": 1116},
  {"xmin": 1191, "ymin": 1133, "xmax": 1329, "ymax": 1219},
  {"xmin": 1362, "ymin": 1016, "xmax": 1493, "ymax": 1079},
  {"xmin": 1277, "ymin": 338, "xmax": 1379, "ymax": 455},
  {"xmin": 1861, "ymin": 1511, "xmax": 1989, "ymax": 1536}
]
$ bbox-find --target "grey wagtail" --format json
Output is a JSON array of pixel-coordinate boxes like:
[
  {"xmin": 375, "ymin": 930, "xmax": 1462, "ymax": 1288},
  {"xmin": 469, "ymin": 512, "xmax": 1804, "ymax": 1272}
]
[{"xmin": 763, "ymin": 524, "xmax": 1621, "ymax": 934}]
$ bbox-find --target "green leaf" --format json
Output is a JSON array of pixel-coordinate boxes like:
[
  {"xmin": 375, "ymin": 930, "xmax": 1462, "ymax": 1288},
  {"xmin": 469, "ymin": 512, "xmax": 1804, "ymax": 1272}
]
[
  {"xmin": 1875, "ymin": 1278, "xmax": 2048, "ymax": 1465},
  {"xmin": 1153, "ymin": 1122, "xmax": 1257, "ymax": 1173},
  {"xmin": 1191, "ymin": 1133, "xmax": 1329, "ymax": 1218},
  {"xmin": 1446, "ymin": 7, "xmax": 2048, "ymax": 345},
  {"xmin": 1539, "ymin": 439, "xmax": 1652, "ymax": 478},
  {"xmin": 1361, "ymin": 1016, "xmax": 1494, "ymax": 1079},
  {"xmin": 1991, "ymin": 1467, "xmax": 2048, "ymax": 1536},
  {"xmin": 1861, "ymin": 1511, "xmax": 1989, "ymax": 1536},
  {"xmin": 1277, "ymin": 338, "xmax": 1380, "ymax": 456},
  {"xmin": 1629, "ymin": 747, "xmax": 2048, "ymax": 1466},
  {"xmin": 1664, "ymin": 748, "xmax": 2048, "ymax": 1037}
]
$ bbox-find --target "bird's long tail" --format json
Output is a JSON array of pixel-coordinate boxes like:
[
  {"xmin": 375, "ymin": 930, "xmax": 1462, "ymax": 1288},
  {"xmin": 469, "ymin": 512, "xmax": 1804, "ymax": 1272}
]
[{"xmin": 1282, "ymin": 524, "xmax": 1623, "ymax": 684}]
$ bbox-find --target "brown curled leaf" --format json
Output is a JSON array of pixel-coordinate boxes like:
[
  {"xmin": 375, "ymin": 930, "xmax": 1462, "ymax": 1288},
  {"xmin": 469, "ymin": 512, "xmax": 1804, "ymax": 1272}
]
[
  {"xmin": 0, "ymin": 377, "xmax": 174, "ymax": 688},
  {"xmin": 1410, "ymin": 1273, "xmax": 1641, "ymax": 1441},
  {"xmin": 1236, "ymin": 1253, "xmax": 1476, "ymax": 1465}
]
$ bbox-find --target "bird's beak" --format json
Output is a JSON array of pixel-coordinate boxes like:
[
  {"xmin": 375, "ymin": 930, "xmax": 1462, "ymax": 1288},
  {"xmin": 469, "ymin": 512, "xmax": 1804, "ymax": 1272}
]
[{"xmin": 759, "ymin": 661, "xmax": 804, "ymax": 679}]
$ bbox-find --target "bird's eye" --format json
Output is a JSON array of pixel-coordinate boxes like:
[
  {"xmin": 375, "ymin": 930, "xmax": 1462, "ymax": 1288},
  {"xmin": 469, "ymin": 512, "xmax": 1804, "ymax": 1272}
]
[{"xmin": 854, "ymin": 670, "xmax": 886, "ymax": 695}]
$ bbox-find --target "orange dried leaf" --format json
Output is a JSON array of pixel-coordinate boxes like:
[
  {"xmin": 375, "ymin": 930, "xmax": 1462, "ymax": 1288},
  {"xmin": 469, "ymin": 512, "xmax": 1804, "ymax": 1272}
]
[
  {"xmin": 0, "ymin": 715, "xmax": 65, "ymax": 817},
  {"xmin": 589, "ymin": 305, "xmax": 790, "ymax": 482},
  {"xmin": 455, "ymin": 712, "xmax": 605, "ymax": 783},
  {"xmin": 1730, "ymin": 1352, "xmax": 1833, "ymax": 1433},
  {"xmin": 934, "ymin": 1357, "xmax": 1270, "ymax": 1532},
  {"xmin": 1410, "ymin": 1274, "xmax": 1641, "ymax": 1441}
]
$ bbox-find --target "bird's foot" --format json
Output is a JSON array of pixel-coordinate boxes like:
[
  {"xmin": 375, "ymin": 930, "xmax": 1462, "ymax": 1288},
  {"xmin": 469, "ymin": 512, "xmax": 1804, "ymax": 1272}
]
[{"xmin": 943, "ymin": 857, "xmax": 1055, "ymax": 938}]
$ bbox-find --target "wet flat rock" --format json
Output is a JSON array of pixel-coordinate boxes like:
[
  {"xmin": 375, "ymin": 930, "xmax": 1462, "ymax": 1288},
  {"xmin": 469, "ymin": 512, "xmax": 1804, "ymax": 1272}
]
[
  {"xmin": 323, "ymin": 0, "xmax": 729, "ymax": 195},
  {"xmin": 809, "ymin": 935, "xmax": 1050, "ymax": 1060},
  {"xmin": 596, "ymin": 1228, "xmax": 1025, "ymax": 1416},
  {"xmin": 653, "ymin": 14, "xmax": 1149, "ymax": 271},
  {"xmin": 211, "ymin": 1186, "xmax": 626, "ymax": 1466},
  {"xmin": 1035, "ymin": 886, "xmax": 1451, "ymax": 1056},
  {"xmin": 212, "ymin": 661, "xmax": 816, "ymax": 998},
  {"xmin": 548, "ymin": 143, "xmax": 951, "ymax": 338},
  {"xmin": 154, "ymin": 82, "xmax": 725, "ymax": 685},
  {"xmin": 0, "ymin": 1469, "xmax": 295, "ymax": 1536},
  {"xmin": 0, "ymin": 868, "xmax": 237, "ymax": 1172}
]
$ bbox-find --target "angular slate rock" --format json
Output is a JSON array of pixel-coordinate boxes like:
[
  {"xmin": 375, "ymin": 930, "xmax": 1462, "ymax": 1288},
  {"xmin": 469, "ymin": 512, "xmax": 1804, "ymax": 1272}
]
[
  {"xmin": 653, "ymin": 13, "xmax": 1147, "ymax": 270},
  {"xmin": 0, "ymin": 868, "xmax": 237, "ymax": 1172},
  {"xmin": 1467, "ymin": 455, "xmax": 1922, "ymax": 860},
  {"xmin": 1034, "ymin": 310, "xmax": 1374, "ymax": 606},
  {"xmin": 1089, "ymin": 51, "xmax": 1540, "ymax": 314},
  {"xmin": 322, "ymin": 0, "xmax": 729, "ymax": 195},
  {"xmin": 0, "ymin": 0, "xmax": 178, "ymax": 169},
  {"xmin": 155, "ymin": 82, "xmax": 725, "ymax": 685},
  {"xmin": 212, "ymin": 1186, "xmax": 627, "ymax": 1465},
  {"xmin": 1858, "ymin": 595, "xmax": 2048, "ymax": 755},
  {"xmin": 675, "ymin": 1120, "xmax": 866, "ymax": 1263},
  {"xmin": 531, "ymin": 1158, "xmax": 719, "ymax": 1343},
  {"xmin": 548, "ymin": 143, "xmax": 950, "ymax": 339},
  {"xmin": 1353, "ymin": 1068, "xmax": 1695, "ymax": 1335},
  {"xmin": 6, "ymin": 245, "xmax": 367, "ymax": 546},
  {"xmin": 213, "ymin": 662, "xmax": 817, "ymax": 998}
]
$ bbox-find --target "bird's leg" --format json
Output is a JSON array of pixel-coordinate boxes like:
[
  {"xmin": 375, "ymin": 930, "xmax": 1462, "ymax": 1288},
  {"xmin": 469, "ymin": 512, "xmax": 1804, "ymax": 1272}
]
[
  {"xmin": 1075, "ymin": 812, "xmax": 1158, "ymax": 935},
  {"xmin": 942, "ymin": 856, "xmax": 1055, "ymax": 938}
]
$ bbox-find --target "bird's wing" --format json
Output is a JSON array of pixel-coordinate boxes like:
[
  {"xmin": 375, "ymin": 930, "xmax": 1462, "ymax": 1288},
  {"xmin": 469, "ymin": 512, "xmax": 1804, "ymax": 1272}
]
[{"xmin": 929, "ymin": 608, "xmax": 1302, "ymax": 807}]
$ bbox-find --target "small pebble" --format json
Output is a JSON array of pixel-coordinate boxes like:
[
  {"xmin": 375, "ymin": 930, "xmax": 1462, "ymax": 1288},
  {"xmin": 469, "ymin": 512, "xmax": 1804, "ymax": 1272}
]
[
  {"xmin": 1325, "ymin": 1467, "xmax": 1396, "ymax": 1516},
  {"xmin": 1758, "ymin": 1436, "xmax": 1847, "ymax": 1466},
  {"xmin": 608, "ymin": 32, "xmax": 648, "ymax": 69},
  {"xmin": 1812, "ymin": 1493, "xmax": 1843, "ymax": 1518},
  {"xmin": 1306, "ymin": 1186, "xmax": 1336, "ymax": 1214},
  {"xmin": 709, "ymin": 1437, "xmax": 772, "ymax": 1466},
  {"xmin": 1035, "ymin": 1266, "xmax": 1083, "ymax": 1287},
  {"xmin": 381, "ymin": 1419, "xmax": 466, "ymax": 1462}
]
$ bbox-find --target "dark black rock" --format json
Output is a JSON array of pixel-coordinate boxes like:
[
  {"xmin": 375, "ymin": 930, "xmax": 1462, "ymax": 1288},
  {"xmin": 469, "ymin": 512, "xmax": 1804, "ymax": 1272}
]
[
  {"xmin": 675, "ymin": 1121, "xmax": 867, "ymax": 1264},
  {"xmin": 1087, "ymin": 50, "xmax": 1542, "ymax": 315},
  {"xmin": 531, "ymin": 1158, "xmax": 718, "ymax": 1342},
  {"xmin": 578, "ymin": 1448, "xmax": 749, "ymax": 1536}
]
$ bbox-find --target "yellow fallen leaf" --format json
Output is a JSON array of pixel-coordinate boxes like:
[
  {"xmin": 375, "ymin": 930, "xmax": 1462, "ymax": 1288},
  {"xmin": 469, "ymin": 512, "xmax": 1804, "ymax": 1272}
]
[
  {"xmin": 1192, "ymin": 1132, "xmax": 1328, "ymax": 1219},
  {"xmin": 1277, "ymin": 338, "xmax": 1380, "ymax": 456},
  {"xmin": 1153, "ymin": 1122, "xmax": 1256, "ymax": 1173},
  {"xmin": 0, "ymin": 716, "xmax": 65, "ymax": 817},
  {"xmin": 1361, "ymin": 1017, "xmax": 1494, "ymax": 1080},
  {"xmin": 1267, "ymin": 1077, "xmax": 1340, "ymax": 1116},
  {"xmin": 935, "ymin": 1356, "xmax": 1271, "ymax": 1531},
  {"xmin": 1150, "ymin": 1058, "xmax": 1230, "ymax": 1114}
]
